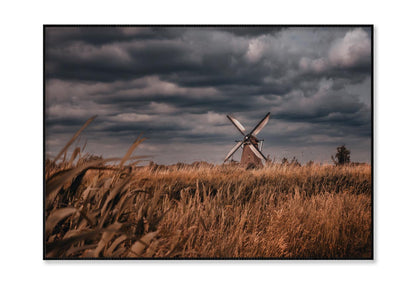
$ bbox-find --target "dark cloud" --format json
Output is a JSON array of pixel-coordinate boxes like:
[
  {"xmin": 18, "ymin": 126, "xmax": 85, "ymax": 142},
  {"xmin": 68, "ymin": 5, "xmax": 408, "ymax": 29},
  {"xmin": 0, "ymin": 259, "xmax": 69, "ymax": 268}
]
[{"xmin": 45, "ymin": 26, "xmax": 372, "ymax": 164}]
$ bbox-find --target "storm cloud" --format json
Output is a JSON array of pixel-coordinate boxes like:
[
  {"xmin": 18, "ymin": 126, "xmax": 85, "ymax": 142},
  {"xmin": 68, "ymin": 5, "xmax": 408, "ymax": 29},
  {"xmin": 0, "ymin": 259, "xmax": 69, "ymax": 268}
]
[{"xmin": 45, "ymin": 26, "xmax": 372, "ymax": 164}]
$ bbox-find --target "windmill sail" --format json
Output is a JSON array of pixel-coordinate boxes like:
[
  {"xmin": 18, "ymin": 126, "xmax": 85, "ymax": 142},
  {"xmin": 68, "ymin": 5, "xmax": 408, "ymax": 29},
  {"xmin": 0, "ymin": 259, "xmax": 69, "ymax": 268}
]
[
  {"xmin": 248, "ymin": 144, "xmax": 267, "ymax": 161},
  {"xmin": 227, "ymin": 115, "xmax": 246, "ymax": 135},
  {"xmin": 251, "ymin": 112, "xmax": 270, "ymax": 136},
  {"xmin": 224, "ymin": 140, "xmax": 244, "ymax": 162}
]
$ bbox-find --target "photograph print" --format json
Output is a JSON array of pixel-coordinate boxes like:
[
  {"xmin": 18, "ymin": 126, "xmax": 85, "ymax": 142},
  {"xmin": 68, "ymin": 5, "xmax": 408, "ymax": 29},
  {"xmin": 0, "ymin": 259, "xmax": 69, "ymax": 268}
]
[{"xmin": 44, "ymin": 25, "xmax": 373, "ymax": 259}]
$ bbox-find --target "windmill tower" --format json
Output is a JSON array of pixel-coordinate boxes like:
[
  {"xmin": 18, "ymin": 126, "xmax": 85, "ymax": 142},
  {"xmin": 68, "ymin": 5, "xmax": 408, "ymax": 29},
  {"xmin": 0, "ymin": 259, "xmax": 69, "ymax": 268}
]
[{"xmin": 224, "ymin": 112, "xmax": 270, "ymax": 167}]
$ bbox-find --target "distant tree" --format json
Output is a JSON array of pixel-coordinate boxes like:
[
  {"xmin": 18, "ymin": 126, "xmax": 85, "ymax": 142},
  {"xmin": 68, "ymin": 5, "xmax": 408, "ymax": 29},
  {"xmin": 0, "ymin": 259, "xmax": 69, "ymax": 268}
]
[
  {"xmin": 281, "ymin": 157, "xmax": 289, "ymax": 165},
  {"xmin": 332, "ymin": 145, "xmax": 351, "ymax": 165}
]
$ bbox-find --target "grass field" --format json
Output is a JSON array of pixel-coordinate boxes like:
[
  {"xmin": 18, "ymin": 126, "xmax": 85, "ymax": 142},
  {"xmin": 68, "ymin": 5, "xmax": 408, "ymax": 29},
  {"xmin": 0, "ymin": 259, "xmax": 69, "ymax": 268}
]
[{"xmin": 45, "ymin": 151, "xmax": 372, "ymax": 259}]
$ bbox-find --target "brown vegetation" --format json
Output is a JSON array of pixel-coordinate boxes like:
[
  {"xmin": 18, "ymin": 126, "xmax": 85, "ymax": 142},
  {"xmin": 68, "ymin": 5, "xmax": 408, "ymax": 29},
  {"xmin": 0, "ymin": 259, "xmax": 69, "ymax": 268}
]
[
  {"xmin": 45, "ymin": 154, "xmax": 372, "ymax": 259},
  {"xmin": 45, "ymin": 116, "xmax": 372, "ymax": 259}
]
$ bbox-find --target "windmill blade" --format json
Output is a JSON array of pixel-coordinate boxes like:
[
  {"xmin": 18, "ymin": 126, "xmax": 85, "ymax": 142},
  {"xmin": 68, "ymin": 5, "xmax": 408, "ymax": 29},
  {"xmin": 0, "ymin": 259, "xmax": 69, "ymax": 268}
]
[
  {"xmin": 224, "ymin": 140, "xmax": 244, "ymax": 162},
  {"xmin": 227, "ymin": 115, "xmax": 246, "ymax": 136},
  {"xmin": 251, "ymin": 112, "xmax": 271, "ymax": 136},
  {"xmin": 248, "ymin": 143, "xmax": 268, "ymax": 162}
]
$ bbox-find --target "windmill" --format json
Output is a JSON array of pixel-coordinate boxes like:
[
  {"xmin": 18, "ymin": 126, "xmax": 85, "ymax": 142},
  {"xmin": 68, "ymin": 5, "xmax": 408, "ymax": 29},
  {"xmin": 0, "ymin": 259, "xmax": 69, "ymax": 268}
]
[{"xmin": 224, "ymin": 112, "xmax": 271, "ymax": 167}]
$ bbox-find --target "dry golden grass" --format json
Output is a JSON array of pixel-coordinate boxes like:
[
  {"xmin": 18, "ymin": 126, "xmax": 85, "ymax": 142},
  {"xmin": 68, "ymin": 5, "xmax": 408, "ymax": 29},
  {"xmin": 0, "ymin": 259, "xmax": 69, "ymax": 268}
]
[
  {"xmin": 45, "ymin": 115, "xmax": 372, "ymax": 259},
  {"xmin": 45, "ymin": 156, "xmax": 372, "ymax": 259}
]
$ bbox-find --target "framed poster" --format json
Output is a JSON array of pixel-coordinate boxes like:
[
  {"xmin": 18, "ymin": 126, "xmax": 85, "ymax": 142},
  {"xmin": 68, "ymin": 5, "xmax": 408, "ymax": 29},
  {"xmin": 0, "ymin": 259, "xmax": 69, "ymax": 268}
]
[{"xmin": 44, "ymin": 25, "xmax": 373, "ymax": 259}]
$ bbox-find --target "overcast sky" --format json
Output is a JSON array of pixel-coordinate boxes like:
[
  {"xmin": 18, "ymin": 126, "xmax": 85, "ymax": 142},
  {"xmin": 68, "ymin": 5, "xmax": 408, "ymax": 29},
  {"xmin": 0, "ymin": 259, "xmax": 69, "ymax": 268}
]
[{"xmin": 45, "ymin": 26, "xmax": 372, "ymax": 165}]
